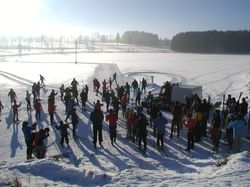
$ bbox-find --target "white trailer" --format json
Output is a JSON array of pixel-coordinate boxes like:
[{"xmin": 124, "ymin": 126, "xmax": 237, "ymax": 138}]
[{"xmin": 171, "ymin": 84, "xmax": 202, "ymax": 104}]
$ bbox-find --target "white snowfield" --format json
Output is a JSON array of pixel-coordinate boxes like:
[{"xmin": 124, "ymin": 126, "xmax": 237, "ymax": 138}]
[{"xmin": 0, "ymin": 48, "xmax": 250, "ymax": 186}]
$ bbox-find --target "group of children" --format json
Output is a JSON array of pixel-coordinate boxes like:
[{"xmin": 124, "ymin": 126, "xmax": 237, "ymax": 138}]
[{"xmin": 1, "ymin": 72, "xmax": 249, "ymax": 160}]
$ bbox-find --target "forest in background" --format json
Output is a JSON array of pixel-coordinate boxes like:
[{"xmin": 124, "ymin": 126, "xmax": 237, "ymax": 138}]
[
  {"xmin": 1, "ymin": 30, "xmax": 250, "ymax": 53},
  {"xmin": 171, "ymin": 30, "xmax": 250, "ymax": 53}
]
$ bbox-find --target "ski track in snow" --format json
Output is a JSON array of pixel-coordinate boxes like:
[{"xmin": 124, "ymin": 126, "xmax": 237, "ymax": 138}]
[
  {"xmin": 189, "ymin": 62, "xmax": 250, "ymax": 82},
  {"xmin": 123, "ymin": 70, "xmax": 187, "ymax": 84},
  {"xmin": 0, "ymin": 71, "xmax": 34, "ymax": 86}
]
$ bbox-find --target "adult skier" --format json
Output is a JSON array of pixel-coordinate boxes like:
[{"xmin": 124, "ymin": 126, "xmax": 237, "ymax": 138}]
[
  {"xmin": 131, "ymin": 79, "xmax": 139, "ymax": 97},
  {"xmin": 8, "ymin": 88, "xmax": 16, "ymax": 104},
  {"xmin": 137, "ymin": 113, "xmax": 149, "ymax": 152},
  {"xmin": 22, "ymin": 121, "xmax": 36, "ymax": 160},
  {"xmin": 90, "ymin": 106, "xmax": 104, "ymax": 148},
  {"xmin": 153, "ymin": 112, "xmax": 168, "ymax": 151}
]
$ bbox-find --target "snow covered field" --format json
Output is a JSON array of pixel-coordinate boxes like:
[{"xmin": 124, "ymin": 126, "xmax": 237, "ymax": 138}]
[{"xmin": 0, "ymin": 49, "xmax": 250, "ymax": 186}]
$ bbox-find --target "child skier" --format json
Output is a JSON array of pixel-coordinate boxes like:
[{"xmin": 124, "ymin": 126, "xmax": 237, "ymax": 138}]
[
  {"xmin": 12, "ymin": 99, "xmax": 21, "ymax": 123},
  {"xmin": 26, "ymin": 90, "xmax": 32, "ymax": 110},
  {"xmin": 106, "ymin": 109, "xmax": 118, "ymax": 145},
  {"xmin": 56, "ymin": 121, "xmax": 69, "ymax": 148}
]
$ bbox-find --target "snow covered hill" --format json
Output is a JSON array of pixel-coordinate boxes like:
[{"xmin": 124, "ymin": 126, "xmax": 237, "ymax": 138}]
[{"xmin": 0, "ymin": 51, "xmax": 250, "ymax": 186}]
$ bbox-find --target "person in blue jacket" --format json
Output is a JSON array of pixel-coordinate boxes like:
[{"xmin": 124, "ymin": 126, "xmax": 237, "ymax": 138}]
[
  {"xmin": 22, "ymin": 121, "xmax": 35, "ymax": 160},
  {"xmin": 153, "ymin": 112, "xmax": 168, "ymax": 151},
  {"xmin": 227, "ymin": 114, "xmax": 246, "ymax": 153}
]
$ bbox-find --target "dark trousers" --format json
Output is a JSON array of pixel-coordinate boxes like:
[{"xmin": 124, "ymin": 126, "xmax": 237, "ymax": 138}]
[
  {"xmin": 170, "ymin": 120, "xmax": 180, "ymax": 138},
  {"xmin": 26, "ymin": 100, "xmax": 31, "ymax": 109},
  {"xmin": 49, "ymin": 112, "xmax": 54, "ymax": 124},
  {"xmin": 195, "ymin": 122, "xmax": 201, "ymax": 142},
  {"xmin": 35, "ymin": 110, "xmax": 41, "ymax": 121},
  {"xmin": 187, "ymin": 132, "xmax": 194, "ymax": 150},
  {"xmin": 26, "ymin": 140, "xmax": 33, "ymax": 159},
  {"xmin": 201, "ymin": 114, "xmax": 208, "ymax": 137},
  {"xmin": 93, "ymin": 124, "xmax": 103, "ymax": 146},
  {"xmin": 35, "ymin": 145, "xmax": 46, "ymax": 159},
  {"xmin": 138, "ymin": 133, "xmax": 147, "ymax": 151},
  {"xmin": 61, "ymin": 134, "xmax": 69, "ymax": 145},
  {"xmin": 157, "ymin": 133, "xmax": 164, "ymax": 149},
  {"xmin": 109, "ymin": 125, "xmax": 117, "ymax": 144},
  {"xmin": 72, "ymin": 123, "xmax": 77, "ymax": 138}
]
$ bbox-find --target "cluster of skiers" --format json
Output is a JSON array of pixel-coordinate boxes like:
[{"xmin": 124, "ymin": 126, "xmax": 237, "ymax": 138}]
[{"xmin": 0, "ymin": 73, "xmax": 249, "ymax": 160}]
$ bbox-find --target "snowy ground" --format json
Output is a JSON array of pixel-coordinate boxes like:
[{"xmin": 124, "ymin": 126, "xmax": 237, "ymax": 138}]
[{"xmin": 0, "ymin": 48, "xmax": 250, "ymax": 186}]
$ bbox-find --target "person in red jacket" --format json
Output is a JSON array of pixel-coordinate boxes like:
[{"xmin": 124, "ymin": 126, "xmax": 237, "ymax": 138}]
[
  {"xmin": 184, "ymin": 113, "xmax": 196, "ymax": 151},
  {"xmin": 48, "ymin": 97, "xmax": 56, "ymax": 124},
  {"xmin": 106, "ymin": 109, "xmax": 118, "ymax": 145},
  {"xmin": 120, "ymin": 93, "xmax": 128, "ymax": 118},
  {"xmin": 33, "ymin": 127, "xmax": 50, "ymax": 159},
  {"xmin": 95, "ymin": 100, "xmax": 103, "ymax": 111},
  {"xmin": 34, "ymin": 99, "xmax": 42, "ymax": 121}
]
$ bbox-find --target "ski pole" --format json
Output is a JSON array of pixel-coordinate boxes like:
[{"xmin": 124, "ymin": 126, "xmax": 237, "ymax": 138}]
[{"xmin": 48, "ymin": 135, "xmax": 61, "ymax": 155}]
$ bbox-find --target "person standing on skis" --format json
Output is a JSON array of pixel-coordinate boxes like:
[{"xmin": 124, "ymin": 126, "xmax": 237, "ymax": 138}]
[
  {"xmin": 12, "ymin": 99, "xmax": 21, "ymax": 123},
  {"xmin": 153, "ymin": 112, "xmax": 168, "ymax": 151},
  {"xmin": 8, "ymin": 88, "xmax": 17, "ymax": 104},
  {"xmin": 90, "ymin": 106, "xmax": 104, "ymax": 148},
  {"xmin": 40, "ymin": 74, "xmax": 45, "ymax": 87},
  {"xmin": 56, "ymin": 121, "xmax": 69, "ymax": 148},
  {"xmin": 106, "ymin": 109, "xmax": 118, "ymax": 146}
]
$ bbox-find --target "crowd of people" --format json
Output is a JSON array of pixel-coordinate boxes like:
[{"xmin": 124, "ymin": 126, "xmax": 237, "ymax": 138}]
[{"xmin": 0, "ymin": 73, "xmax": 249, "ymax": 160}]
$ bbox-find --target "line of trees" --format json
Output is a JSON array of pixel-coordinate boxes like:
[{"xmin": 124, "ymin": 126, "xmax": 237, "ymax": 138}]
[
  {"xmin": 119, "ymin": 31, "xmax": 170, "ymax": 47},
  {"xmin": 171, "ymin": 30, "xmax": 250, "ymax": 53},
  {"xmin": 0, "ymin": 31, "xmax": 171, "ymax": 49}
]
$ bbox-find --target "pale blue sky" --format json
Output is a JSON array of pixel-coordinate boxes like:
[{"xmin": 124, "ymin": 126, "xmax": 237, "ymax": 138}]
[{"xmin": 0, "ymin": 0, "xmax": 249, "ymax": 38}]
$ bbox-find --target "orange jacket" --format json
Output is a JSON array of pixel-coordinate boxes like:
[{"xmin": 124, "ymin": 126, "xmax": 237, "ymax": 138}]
[
  {"xmin": 48, "ymin": 102, "xmax": 56, "ymax": 113},
  {"xmin": 185, "ymin": 117, "xmax": 196, "ymax": 133},
  {"xmin": 106, "ymin": 112, "xmax": 118, "ymax": 127}
]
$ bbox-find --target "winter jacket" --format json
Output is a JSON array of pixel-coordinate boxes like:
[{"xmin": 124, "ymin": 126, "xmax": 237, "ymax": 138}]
[
  {"xmin": 34, "ymin": 102, "xmax": 42, "ymax": 111},
  {"xmin": 106, "ymin": 112, "xmax": 118, "ymax": 127},
  {"xmin": 153, "ymin": 116, "xmax": 168, "ymax": 135},
  {"xmin": 185, "ymin": 117, "xmax": 196, "ymax": 133},
  {"xmin": 127, "ymin": 113, "xmax": 135, "ymax": 127},
  {"xmin": 71, "ymin": 111, "xmax": 79, "ymax": 125},
  {"xmin": 48, "ymin": 102, "xmax": 56, "ymax": 113},
  {"xmin": 22, "ymin": 126, "xmax": 33, "ymax": 142},
  {"xmin": 34, "ymin": 129, "xmax": 49, "ymax": 147},
  {"xmin": 120, "ymin": 95, "xmax": 128, "ymax": 108},
  {"xmin": 137, "ymin": 114, "xmax": 148, "ymax": 136},
  {"xmin": 90, "ymin": 109, "xmax": 104, "ymax": 126},
  {"xmin": 57, "ymin": 123, "xmax": 69, "ymax": 136}
]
